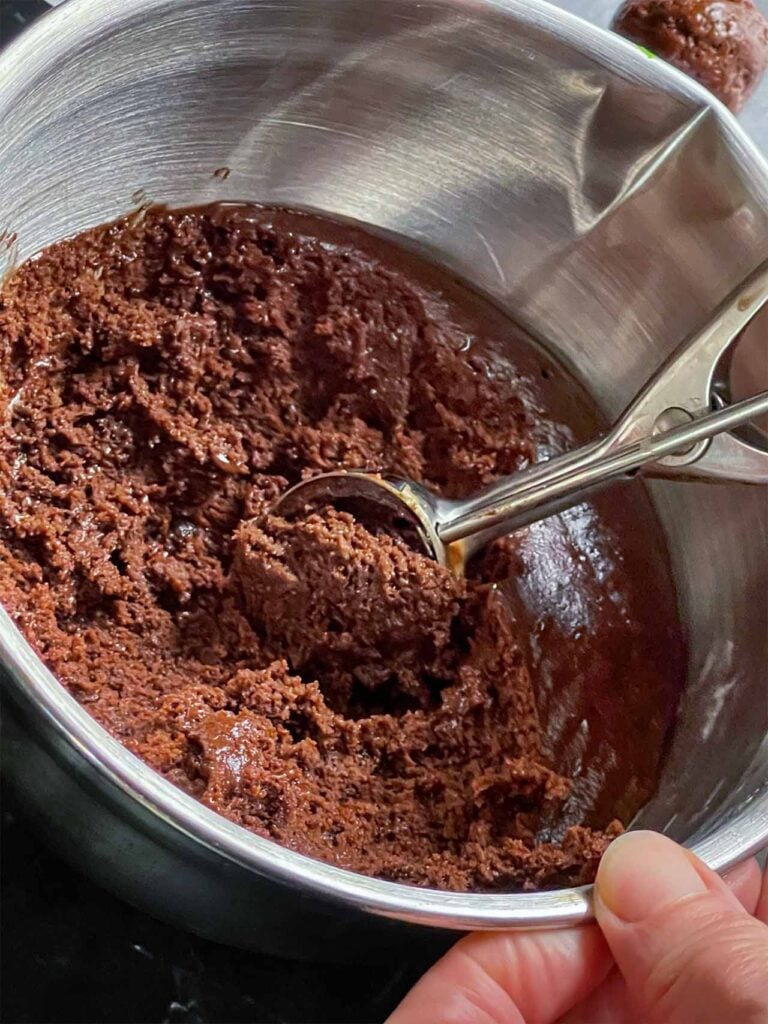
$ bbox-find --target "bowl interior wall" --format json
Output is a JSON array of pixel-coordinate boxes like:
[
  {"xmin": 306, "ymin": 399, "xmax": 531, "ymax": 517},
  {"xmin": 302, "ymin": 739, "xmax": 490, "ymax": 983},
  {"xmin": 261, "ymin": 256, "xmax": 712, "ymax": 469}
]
[{"xmin": 0, "ymin": 0, "xmax": 766, "ymax": 860}]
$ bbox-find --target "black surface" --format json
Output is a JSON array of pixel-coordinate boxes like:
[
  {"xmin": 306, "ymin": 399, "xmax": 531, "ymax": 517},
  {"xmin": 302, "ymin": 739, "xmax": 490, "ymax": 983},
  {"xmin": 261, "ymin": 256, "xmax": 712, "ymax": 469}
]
[
  {"xmin": 1, "ymin": 778, "xmax": 428, "ymax": 1019},
  {"xmin": 1, "ymin": 784, "xmax": 422, "ymax": 1024},
  {"xmin": 0, "ymin": 0, "xmax": 50, "ymax": 43},
  {"xmin": 0, "ymin": 6, "xmax": 429, "ymax": 1022}
]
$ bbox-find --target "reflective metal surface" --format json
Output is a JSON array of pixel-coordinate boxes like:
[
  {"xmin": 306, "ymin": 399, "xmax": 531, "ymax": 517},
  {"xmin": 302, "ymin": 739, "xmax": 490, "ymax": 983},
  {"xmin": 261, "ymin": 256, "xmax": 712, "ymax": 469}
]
[
  {"xmin": 610, "ymin": 257, "xmax": 768, "ymax": 479},
  {"xmin": 276, "ymin": 470, "xmax": 450, "ymax": 565},
  {"xmin": 0, "ymin": 0, "xmax": 767, "ymax": 957}
]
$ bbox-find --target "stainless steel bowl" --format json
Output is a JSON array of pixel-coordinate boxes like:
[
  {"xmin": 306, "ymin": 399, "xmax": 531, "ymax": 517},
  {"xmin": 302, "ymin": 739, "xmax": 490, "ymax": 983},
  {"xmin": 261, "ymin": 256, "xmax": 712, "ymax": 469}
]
[{"xmin": 1, "ymin": 0, "xmax": 766, "ymax": 962}]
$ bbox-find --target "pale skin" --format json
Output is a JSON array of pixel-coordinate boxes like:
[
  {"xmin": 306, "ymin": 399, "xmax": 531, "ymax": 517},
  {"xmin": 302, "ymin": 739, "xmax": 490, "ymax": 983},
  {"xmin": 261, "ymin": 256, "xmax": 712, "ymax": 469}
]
[{"xmin": 387, "ymin": 831, "xmax": 768, "ymax": 1024}]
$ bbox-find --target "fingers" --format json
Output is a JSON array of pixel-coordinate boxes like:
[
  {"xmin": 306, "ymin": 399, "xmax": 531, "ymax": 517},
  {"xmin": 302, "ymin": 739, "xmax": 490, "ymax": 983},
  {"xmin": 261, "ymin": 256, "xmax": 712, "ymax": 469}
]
[
  {"xmin": 561, "ymin": 858, "xmax": 765, "ymax": 1023},
  {"xmin": 594, "ymin": 831, "xmax": 768, "ymax": 1024},
  {"xmin": 386, "ymin": 923, "xmax": 612, "ymax": 1024},
  {"xmin": 386, "ymin": 843, "xmax": 768, "ymax": 1024},
  {"xmin": 721, "ymin": 857, "xmax": 763, "ymax": 914},
  {"xmin": 757, "ymin": 861, "xmax": 768, "ymax": 925},
  {"xmin": 557, "ymin": 968, "xmax": 634, "ymax": 1023}
]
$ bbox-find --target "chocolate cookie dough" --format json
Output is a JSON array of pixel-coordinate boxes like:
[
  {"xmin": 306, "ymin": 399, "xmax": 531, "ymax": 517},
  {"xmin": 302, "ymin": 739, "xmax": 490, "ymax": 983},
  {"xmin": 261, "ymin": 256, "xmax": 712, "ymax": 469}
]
[
  {"xmin": 233, "ymin": 508, "xmax": 465, "ymax": 713},
  {"xmin": 0, "ymin": 205, "xmax": 685, "ymax": 891},
  {"xmin": 613, "ymin": 0, "xmax": 768, "ymax": 111}
]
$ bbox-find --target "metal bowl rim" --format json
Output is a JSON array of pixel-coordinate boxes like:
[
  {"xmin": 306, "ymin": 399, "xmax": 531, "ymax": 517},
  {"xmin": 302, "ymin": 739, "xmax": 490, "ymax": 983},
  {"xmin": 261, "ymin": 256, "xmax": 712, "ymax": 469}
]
[{"xmin": 1, "ymin": 0, "xmax": 767, "ymax": 931}]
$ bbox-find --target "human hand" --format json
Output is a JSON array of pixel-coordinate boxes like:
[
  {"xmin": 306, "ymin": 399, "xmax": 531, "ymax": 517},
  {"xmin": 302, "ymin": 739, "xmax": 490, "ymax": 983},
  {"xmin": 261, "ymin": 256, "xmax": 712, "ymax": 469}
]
[{"xmin": 386, "ymin": 831, "xmax": 768, "ymax": 1023}]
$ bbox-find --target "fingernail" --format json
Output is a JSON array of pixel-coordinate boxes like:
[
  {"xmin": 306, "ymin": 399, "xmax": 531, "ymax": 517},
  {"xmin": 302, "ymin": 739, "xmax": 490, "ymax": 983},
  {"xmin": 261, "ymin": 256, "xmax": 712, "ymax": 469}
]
[{"xmin": 596, "ymin": 830, "xmax": 707, "ymax": 923}]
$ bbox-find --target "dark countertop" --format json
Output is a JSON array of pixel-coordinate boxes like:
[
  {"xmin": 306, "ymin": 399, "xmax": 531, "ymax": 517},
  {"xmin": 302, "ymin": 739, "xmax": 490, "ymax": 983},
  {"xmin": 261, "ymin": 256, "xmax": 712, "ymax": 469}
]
[{"xmin": 1, "ymin": 779, "xmax": 421, "ymax": 1024}]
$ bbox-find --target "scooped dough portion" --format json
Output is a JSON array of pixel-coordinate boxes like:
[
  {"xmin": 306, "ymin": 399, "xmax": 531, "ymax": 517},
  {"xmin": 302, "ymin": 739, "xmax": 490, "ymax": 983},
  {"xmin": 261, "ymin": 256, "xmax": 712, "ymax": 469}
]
[{"xmin": 233, "ymin": 508, "xmax": 465, "ymax": 712}]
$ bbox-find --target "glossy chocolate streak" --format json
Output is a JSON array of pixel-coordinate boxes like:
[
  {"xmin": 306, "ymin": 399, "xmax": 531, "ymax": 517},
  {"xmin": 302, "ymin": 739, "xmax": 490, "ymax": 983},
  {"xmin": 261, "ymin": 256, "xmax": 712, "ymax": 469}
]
[{"xmin": 0, "ymin": 203, "xmax": 685, "ymax": 890}]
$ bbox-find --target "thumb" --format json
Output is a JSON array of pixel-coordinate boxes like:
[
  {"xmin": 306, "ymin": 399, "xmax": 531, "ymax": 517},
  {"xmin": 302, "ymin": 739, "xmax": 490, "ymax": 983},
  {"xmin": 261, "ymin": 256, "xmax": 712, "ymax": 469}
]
[{"xmin": 594, "ymin": 830, "xmax": 768, "ymax": 1024}]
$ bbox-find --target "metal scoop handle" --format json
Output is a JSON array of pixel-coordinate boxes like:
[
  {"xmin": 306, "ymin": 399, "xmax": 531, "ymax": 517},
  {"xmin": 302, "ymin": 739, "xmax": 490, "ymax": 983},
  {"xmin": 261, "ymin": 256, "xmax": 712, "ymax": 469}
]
[
  {"xmin": 439, "ymin": 254, "xmax": 768, "ymax": 551},
  {"xmin": 439, "ymin": 389, "xmax": 768, "ymax": 545},
  {"xmin": 274, "ymin": 255, "xmax": 768, "ymax": 567},
  {"xmin": 607, "ymin": 255, "xmax": 768, "ymax": 483}
]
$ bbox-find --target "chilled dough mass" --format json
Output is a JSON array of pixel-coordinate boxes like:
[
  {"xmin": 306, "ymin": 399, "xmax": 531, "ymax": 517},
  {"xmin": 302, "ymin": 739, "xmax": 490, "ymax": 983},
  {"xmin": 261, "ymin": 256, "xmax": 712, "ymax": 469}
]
[{"xmin": 0, "ymin": 205, "xmax": 684, "ymax": 890}]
